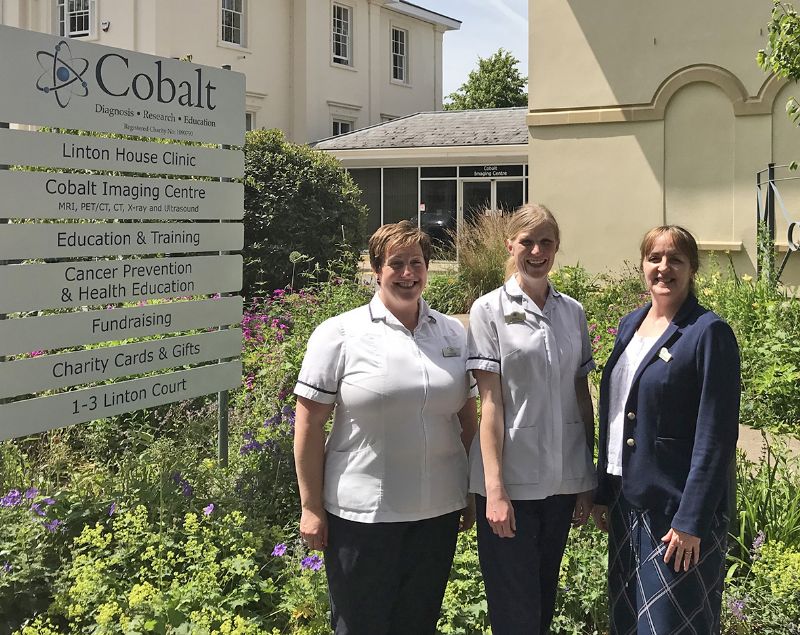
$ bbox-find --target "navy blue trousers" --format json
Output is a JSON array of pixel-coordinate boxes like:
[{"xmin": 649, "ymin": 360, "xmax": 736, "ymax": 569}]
[
  {"xmin": 476, "ymin": 494, "xmax": 576, "ymax": 635},
  {"xmin": 324, "ymin": 510, "xmax": 460, "ymax": 635}
]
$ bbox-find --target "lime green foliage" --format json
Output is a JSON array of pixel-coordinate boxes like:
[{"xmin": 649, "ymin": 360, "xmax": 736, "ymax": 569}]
[
  {"xmin": 722, "ymin": 540, "xmax": 800, "ymax": 634},
  {"xmin": 438, "ymin": 528, "xmax": 490, "ymax": 634},
  {"xmin": 424, "ymin": 273, "xmax": 472, "ymax": 315},
  {"xmin": 758, "ymin": 2, "xmax": 800, "ymax": 125},
  {"xmin": 242, "ymin": 129, "xmax": 368, "ymax": 297},
  {"xmin": 445, "ymin": 49, "xmax": 527, "ymax": 110}
]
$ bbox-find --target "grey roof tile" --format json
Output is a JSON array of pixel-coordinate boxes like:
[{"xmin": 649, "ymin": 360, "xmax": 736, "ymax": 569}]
[{"xmin": 314, "ymin": 107, "xmax": 527, "ymax": 149}]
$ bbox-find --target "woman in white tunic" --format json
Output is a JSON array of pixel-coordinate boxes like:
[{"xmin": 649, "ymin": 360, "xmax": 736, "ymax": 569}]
[
  {"xmin": 293, "ymin": 221, "xmax": 478, "ymax": 635},
  {"xmin": 467, "ymin": 204, "xmax": 596, "ymax": 635}
]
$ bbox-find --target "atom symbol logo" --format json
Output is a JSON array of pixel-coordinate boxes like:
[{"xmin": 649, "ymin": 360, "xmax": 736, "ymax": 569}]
[{"xmin": 35, "ymin": 40, "xmax": 89, "ymax": 108}]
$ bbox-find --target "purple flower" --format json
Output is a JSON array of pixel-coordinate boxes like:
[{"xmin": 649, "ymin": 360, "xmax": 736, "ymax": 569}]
[
  {"xmin": 171, "ymin": 472, "xmax": 194, "ymax": 498},
  {"xmin": 1, "ymin": 490, "xmax": 22, "ymax": 508},
  {"xmin": 42, "ymin": 497, "xmax": 55, "ymax": 506},
  {"xmin": 751, "ymin": 530, "xmax": 765, "ymax": 559},
  {"xmin": 24, "ymin": 487, "xmax": 38, "ymax": 500},
  {"xmin": 1, "ymin": 562, "xmax": 11, "ymax": 574},
  {"xmin": 264, "ymin": 414, "xmax": 281, "ymax": 428},
  {"xmin": 271, "ymin": 543, "xmax": 288, "ymax": 557},
  {"xmin": 245, "ymin": 374, "xmax": 255, "ymax": 390},
  {"xmin": 203, "ymin": 503, "xmax": 215, "ymax": 516},
  {"xmin": 108, "ymin": 502, "xmax": 117, "ymax": 517},
  {"xmin": 44, "ymin": 519, "xmax": 63, "ymax": 532},
  {"xmin": 728, "ymin": 598, "xmax": 746, "ymax": 621},
  {"xmin": 300, "ymin": 554, "xmax": 324, "ymax": 571},
  {"xmin": 29, "ymin": 503, "xmax": 45, "ymax": 517}
]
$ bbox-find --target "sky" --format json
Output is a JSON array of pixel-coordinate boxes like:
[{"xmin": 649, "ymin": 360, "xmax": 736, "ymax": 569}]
[{"xmin": 425, "ymin": 0, "xmax": 529, "ymax": 98}]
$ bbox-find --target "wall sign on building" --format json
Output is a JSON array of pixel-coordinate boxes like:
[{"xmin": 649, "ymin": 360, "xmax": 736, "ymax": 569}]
[{"xmin": 0, "ymin": 24, "xmax": 245, "ymax": 443}]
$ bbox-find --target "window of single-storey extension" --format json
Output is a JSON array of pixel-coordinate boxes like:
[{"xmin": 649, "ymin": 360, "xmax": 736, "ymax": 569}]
[
  {"xmin": 333, "ymin": 119, "xmax": 353, "ymax": 136},
  {"xmin": 332, "ymin": 4, "xmax": 352, "ymax": 66},
  {"xmin": 221, "ymin": 0, "xmax": 245, "ymax": 45},
  {"xmin": 391, "ymin": 28, "xmax": 408, "ymax": 83},
  {"xmin": 58, "ymin": 0, "xmax": 91, "ymax": 38},
  {"xmin": 383, "ymin": 168, "xmax": 418, "ymax": 224}
]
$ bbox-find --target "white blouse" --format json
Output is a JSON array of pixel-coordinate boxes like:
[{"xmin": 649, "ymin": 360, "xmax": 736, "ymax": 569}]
[
  {"xmin": 294, "ymin": 294, "xmax": 476, "ymax": 523},
  {"xmin": 606, "ymin": 333, "xmax": 658, "ymax": 475},
  {"xmin": 467, "ymin": 276, "xmax": 597, "ymax": 500}
]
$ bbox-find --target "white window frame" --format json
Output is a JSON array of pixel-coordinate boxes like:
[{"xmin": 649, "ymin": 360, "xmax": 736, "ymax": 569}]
[
  {"xmin": 332, "ymin": 3, "xmax": 352, "ymax": 66},
  {"xmin": 220, "ymin": 0, "xmax": 246, "ymax": 46},
  {"xmin": 57, "ymin": 0, "xmax": 96, "ymax": 39},
  {"xmin": 332, "ymin": 119, "xmax": 354, "ymax": 136},
  {"xmin": 391, "ymin": 27, "xmax": 408, "ymax": 84}
]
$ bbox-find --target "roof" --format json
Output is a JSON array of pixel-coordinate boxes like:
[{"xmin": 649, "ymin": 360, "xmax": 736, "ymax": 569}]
[
  {"xmin": 314, "ymin": 108, "xmax": 528, "ymax": 150},
  {"xmin": 385, "ymin": 1, "xmax": 461, "ymax": 30}
]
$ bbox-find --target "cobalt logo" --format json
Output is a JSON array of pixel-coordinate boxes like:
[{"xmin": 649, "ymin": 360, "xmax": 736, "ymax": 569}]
[{"xmin": 36, "ymin": 40, "xmax": 89, "ymax": 108}]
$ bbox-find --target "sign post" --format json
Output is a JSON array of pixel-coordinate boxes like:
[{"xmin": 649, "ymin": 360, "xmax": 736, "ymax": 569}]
[{"xmin": 0, "ymin": 25, "xmax": 245, "ymax": 454}]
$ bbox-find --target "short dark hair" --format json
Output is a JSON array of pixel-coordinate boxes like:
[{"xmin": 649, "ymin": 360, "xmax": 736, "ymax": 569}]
[{"xmin": 368, "ymin": 221, "xmax": 432, "ymax": 272}]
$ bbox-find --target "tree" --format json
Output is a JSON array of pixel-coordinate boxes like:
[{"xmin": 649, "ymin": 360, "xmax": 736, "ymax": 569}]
[
  {"xmin": 242, "ymin": 129, "xmax": 368, "ymax": 297},
  {"xmin": 758, "ymin": 1, "xmax": 800, "ymax": 123},
  {"xmin": 444, "ymin": 48, "xmax": 527, "ymax": 110}
]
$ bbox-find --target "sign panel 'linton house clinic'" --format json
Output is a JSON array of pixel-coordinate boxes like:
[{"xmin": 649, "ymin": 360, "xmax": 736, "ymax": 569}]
[{"xmin": 0, "ymin": 24, "xmax": 245, "ymax": 442}]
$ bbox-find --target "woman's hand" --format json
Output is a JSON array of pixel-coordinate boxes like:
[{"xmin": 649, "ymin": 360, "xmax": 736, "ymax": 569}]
[
  {"xmin": 572, "ymin": 490, "xmax": 593, "ymax": 527},
  {"xmin": 299, "ymin": 507, "xmax": 329, "ymax": 551},
  {"xmin": 592, "ymin": 504, "xmax": 609, "ymax": 532},
  {"xmin": 459, "ymin": 494, "xmax": 476, "ymax": 532},
  {"xmin": 486, "ymin": 491, "xmax": 516, "ymax": 538},
  {"xmin": 661, "ymin": 527, "xmax": 701, "ymax": 572}
]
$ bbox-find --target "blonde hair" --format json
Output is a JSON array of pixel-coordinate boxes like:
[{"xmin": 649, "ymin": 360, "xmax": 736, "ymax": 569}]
[
  {"xmin": 504, "ymin": 203, "xmax": 560, "ymax": 279},
  {"xmin": 368, "ymin": 220, "xmax": 432, "ymax": 272}
]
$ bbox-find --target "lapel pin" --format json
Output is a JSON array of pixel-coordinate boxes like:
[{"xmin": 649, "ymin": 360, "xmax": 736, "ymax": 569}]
[{"xmin": 658, "ymin": 347, "xmax": 672, "ymax": 363}]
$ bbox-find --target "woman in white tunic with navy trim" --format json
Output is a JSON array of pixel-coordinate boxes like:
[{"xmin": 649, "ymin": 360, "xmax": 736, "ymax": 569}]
[
  {"xmin": 293, "ymin": 221, "xmax": 478, "ymax": 635},
  {"xmin": 467, "ymin": 204, "xmax": 596, "ymax": 635}
]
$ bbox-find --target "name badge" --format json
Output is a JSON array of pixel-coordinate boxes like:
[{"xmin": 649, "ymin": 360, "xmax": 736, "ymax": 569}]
[
  {"xmin": 442, "ymin": 346, "xmax": 461, "ymax": 358},
  {"xmin": 504, "ymin": 311, "xmax": 526, "ymax": 324},
  {"xmin": 658, "ymin": 347, "xmax": 672, "ymax": 363}
]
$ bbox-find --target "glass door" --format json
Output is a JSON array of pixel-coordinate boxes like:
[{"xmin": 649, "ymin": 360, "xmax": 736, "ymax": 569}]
[{"xmin": 462, "ymin": 180, "xmax": 492, "ymax": 225}]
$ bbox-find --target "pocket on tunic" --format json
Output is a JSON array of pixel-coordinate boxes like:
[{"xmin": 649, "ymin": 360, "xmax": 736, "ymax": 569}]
[
  {"xmin": 324, "ymin": 444, "xmax": 382, "ymax": 513},
  {"xmin": 502, "ymin": 426, "xmax": 540, "ymax": 485}
]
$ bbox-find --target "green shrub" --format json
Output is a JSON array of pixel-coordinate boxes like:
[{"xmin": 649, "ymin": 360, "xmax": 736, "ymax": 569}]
[
  {"xmin": 242, "ymin": 129, "xmax": 368, "ymax": 297},
  {"xmin": 438, "ymin": 528, "xmax": 490, "ymax": 634},
  {"xmin": 424, "ymin": 273, "xmax": 472, "ymax": 314}
]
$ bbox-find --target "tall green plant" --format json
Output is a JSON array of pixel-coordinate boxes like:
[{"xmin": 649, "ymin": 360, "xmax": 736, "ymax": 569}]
[{"xmin": 452, "ymin": 211, "xmax": 514, "ymax": 306}]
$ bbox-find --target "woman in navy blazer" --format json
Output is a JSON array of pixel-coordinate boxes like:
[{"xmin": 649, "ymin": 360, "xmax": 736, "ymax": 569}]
[{"xmin": 592, "ymin": 226, "xmax": 740, "ymax": 635}]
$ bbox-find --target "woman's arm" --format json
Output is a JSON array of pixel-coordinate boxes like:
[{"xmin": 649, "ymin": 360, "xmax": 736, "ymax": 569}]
[
  {"xmin": 573, "ymin": 374, "xmax": 595, "ymax": 526},
  {"xmin": 294, "ymin": 396, "xmax": 335, "ymax": 551},
  {"xmin": 474, "ymin": 369, "xmax": 515, "ymax": 538},
  {"xmin": 457, "ymin": 397, "xmax": 478, "ymax": 531}
]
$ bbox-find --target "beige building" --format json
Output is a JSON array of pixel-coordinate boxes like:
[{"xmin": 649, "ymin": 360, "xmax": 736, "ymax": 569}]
[
  {"xmin": 0, "ymin": 0, "xmax": 459, "ymax": 142},
  {"xmin": 528, "ymin": 0, "xmax": 800, "ymax": 279}
]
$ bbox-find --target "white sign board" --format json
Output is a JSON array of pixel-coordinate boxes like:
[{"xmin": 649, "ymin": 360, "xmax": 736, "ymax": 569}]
[
  {"xmin": 0, "ymin": 222, "xmax": 243, "ymax": 259},
  {"xmin": 0, "ymin": 329, "xmax": 242, "ymax": 399},
  {"xmin": 0, "ymin": 254, "xmax": 243, "ymax": 313},
  {"xmin": 0, "ymin": 171, "xmax": 243, "ymax": 220},
  {"xmin": 0, "ymin": 297, "xmax": 243, "ymax": 356},
  {"xmin": 0, "ymin": 128, "xmax": 244, "ymax": 177},
  {"xmin": 0, "ymin": 25, "xmax": 245, "ymax": 145},
  {"xmin": 0, "ymin": 360, "xmax": 242, "ymax": 442}
]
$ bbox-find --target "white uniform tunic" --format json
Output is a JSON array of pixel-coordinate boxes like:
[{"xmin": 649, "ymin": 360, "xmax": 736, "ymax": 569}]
[
  {"xmin": 466, "ymin": 276, "xmax": 597, "ymax": 500},
  {"xmin": 294, "ymin": 294, "xmax": 476, "ymax": 523}
]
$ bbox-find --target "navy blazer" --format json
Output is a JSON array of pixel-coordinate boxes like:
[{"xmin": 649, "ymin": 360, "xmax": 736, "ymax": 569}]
[{"xmin": 595, "ymin": 294, "xmax": 740, "ymax": 539}]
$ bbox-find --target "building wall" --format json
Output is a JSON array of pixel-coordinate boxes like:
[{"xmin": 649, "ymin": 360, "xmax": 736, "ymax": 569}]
[
  {"xmin": 528, "ymin": 0, "xmax": 798, "ymax": 277},
  {"xmin": 1, "ymin": 0, "xmax": 453, "ymax": 142}
]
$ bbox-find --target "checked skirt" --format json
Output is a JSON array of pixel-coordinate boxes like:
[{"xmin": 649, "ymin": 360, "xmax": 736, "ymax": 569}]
[{"xmin": 607, "ymin": 483, "xmax": 728, "ymax": 635}]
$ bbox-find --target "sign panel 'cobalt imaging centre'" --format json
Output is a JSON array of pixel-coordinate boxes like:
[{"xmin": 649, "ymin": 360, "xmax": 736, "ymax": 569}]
[{"xmin": 0, "ymin": 25, "xmax": 245, "ymax": 441}]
